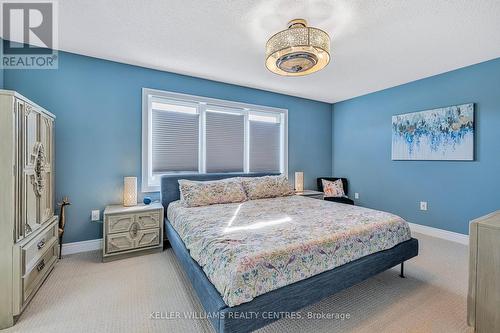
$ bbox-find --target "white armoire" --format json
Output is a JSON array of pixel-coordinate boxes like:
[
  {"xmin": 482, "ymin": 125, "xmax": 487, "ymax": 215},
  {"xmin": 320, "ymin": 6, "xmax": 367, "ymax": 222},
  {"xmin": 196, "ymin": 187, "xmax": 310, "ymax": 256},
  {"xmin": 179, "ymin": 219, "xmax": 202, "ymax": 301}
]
[{"xmin": 0, "ymin": 90, "xmax": 58, "ymax": 329}]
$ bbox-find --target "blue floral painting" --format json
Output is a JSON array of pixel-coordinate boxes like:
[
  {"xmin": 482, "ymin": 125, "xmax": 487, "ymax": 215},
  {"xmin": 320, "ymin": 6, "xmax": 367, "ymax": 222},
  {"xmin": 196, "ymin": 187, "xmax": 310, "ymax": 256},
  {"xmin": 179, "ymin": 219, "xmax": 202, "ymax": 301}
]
[{"xmin": 392, "ymin": 103, "xmax": 474, "ymax": 160}]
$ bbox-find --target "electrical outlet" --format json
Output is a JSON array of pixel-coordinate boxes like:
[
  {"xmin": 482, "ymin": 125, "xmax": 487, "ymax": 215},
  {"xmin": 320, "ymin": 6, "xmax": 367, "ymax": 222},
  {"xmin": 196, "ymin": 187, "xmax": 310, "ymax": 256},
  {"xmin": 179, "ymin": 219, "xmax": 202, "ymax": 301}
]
[
  {"xmin": 354, "ymin": 192, "xmax": 359, "ymax": 199},
  {"xmin": 91, "ymin": 210, "xmax": 100, "ymax": 221},
  {"xmin": 420, "ymin": 201, "xmax": 428, "ymax": 211}
]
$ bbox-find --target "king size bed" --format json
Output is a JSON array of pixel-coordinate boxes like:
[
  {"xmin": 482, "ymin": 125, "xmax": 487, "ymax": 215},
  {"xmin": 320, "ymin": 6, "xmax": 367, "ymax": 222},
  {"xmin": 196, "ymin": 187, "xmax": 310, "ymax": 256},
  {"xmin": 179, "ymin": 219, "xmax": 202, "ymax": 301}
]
[{"xmin": 161, "ymin": 173, "xmax": 419, "ymax": 333}]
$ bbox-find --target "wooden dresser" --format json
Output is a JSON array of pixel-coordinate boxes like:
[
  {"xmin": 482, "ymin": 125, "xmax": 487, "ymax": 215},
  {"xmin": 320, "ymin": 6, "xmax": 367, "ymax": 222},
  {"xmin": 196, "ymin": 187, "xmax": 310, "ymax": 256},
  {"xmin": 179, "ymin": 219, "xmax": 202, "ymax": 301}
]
[
  {"xmin": 0, "ymin": 90, "xmax": 58, "ymax": 329},
  {"xmin": 468, "ymin": 211, "xmax": 500, "ymax": 333},
  {"xmin": 103, "ymin": 203, "xmax": 164, "ymax": 262}
]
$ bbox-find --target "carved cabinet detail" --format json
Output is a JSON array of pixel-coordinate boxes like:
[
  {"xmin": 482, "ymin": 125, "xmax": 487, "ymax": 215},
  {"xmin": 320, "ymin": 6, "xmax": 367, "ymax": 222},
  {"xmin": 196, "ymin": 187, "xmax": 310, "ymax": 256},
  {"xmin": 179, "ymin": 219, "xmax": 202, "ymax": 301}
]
[
  {"xmin": 21, "ymin": 102, "xmax": 54, "ymax": 238},
  {"xmin": 0, "ymin": 90, "xmax": 58, "ymax": 329},
  {"xmin": 103, "ymin": 203, "xmax": 164, "ymax": 262}
]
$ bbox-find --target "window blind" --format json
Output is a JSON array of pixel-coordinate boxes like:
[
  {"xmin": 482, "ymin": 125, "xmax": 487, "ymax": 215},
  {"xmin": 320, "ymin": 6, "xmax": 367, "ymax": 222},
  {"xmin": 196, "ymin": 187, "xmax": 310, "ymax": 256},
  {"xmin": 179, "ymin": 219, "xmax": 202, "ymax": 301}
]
[
  {"xmin": 249, "ymin": 120, "xmax": 281, "ymax": 172},
  {"xmin": 151, "ymin": 107, "xmax": 199, "ymax": 173},
  {"xmin": 205, "ymin": 110, "xmax": 245, "ymax": 173}
]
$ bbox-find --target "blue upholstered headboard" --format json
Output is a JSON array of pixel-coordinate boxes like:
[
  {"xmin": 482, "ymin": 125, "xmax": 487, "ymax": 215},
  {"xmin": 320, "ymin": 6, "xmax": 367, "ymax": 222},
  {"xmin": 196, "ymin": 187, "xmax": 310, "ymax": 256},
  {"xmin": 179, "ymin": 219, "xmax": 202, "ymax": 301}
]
[{"xmin": 160, "ymin": 173, "xmax": 278, "ymax": 212}]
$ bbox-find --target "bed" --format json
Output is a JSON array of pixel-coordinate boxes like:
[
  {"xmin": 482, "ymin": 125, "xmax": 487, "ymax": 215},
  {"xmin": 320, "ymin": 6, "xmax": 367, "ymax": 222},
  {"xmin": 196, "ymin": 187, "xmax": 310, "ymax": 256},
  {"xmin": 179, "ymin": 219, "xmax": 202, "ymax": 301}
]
[{"xmin": 161, "ymin": 173, "xmax": 419, "ymax": 333}]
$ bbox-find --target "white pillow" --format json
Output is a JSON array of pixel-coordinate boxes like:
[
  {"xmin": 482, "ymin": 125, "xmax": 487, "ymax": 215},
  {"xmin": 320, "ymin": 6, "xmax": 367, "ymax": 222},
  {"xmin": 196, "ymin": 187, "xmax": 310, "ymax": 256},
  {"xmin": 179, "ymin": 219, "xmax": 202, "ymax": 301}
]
[
  {"xmin": 322, "ymin": 179, "xmax": 346, "ymax": 198},
  {"xmin": 178, "ymin": 178, "xmax": 247, "ymax": 207},
  {"xmin": 241, "ymin": 175, "xmax": 294, "ymax": 200}
]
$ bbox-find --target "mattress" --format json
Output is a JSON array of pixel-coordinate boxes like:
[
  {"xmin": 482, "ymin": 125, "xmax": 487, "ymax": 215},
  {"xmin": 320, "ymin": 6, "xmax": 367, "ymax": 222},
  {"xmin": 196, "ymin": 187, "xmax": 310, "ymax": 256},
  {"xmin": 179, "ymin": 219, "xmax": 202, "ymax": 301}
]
[{"xmin": 167, "ymin": 195, "xmax": 411, "ymax": 307}]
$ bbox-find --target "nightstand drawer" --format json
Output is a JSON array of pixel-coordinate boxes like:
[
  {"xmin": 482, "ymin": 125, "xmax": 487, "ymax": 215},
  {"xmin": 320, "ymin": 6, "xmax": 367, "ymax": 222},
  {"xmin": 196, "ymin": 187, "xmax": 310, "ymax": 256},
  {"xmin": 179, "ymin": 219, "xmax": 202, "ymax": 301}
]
[
  {"xmin": 107, "ymin": 214, "xmax": 135, "ymax": 234},
  {"xmin": 106, "ymin": 228, "xmax": 160, "ymax": 253},
  {"xmin": 107, "ymin": 211, "xmax": 161, "ymax": 234},
  {"xmin": 106, "ymin": 232, "xmax": 136, "ymax": 253},
  {"xmin": 136, "ymin": 211, "xmax": 161, "ymax": 229},
  {"xmin": 136, "ymin": 228, "xmax": 160, "ymax": 249}
]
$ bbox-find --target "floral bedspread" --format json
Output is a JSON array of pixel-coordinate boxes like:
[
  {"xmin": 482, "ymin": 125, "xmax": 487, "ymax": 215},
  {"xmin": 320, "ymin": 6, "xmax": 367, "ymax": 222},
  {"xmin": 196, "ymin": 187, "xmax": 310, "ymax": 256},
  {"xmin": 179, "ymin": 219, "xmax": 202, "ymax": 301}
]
[{"xmin": 167, "ymin": 195, "xmax": 411, "ymax": 307}]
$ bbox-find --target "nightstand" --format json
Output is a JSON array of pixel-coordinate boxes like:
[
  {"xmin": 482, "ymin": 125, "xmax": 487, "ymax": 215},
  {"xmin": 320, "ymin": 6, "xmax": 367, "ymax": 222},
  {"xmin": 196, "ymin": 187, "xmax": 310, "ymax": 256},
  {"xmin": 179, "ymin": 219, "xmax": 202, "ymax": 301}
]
[
  {"xmin": 295, "ymin": 190, "xmax": 324, "ymax": 200},
  {"xmin": 103, "ymin": 202, "xmax": 164, "ymax": 262}
]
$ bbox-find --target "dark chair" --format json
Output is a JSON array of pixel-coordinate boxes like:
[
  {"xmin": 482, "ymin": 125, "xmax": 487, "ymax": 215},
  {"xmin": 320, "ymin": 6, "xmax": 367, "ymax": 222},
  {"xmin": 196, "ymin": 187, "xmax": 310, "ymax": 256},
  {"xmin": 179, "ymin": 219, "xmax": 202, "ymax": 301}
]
[{"xmin": 317, "ymin": 177, "xmax": 355, "ymax": 205}]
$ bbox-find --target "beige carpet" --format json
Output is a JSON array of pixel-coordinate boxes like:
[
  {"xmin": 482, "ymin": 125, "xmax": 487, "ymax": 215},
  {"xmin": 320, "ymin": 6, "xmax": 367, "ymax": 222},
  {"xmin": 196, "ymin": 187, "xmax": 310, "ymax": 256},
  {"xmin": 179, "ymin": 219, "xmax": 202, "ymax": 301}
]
[{"xmin": 6, "ymin": 232, "xmax": 472, "ymax": 333}]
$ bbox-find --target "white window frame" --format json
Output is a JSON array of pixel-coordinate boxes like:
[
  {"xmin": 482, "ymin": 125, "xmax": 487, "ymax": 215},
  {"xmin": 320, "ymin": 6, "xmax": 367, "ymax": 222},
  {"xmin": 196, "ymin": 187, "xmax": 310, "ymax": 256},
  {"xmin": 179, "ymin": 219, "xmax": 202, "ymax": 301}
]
[{"xmin": 142, "ymin": 88, "xmax": 288, "ymax": 192}]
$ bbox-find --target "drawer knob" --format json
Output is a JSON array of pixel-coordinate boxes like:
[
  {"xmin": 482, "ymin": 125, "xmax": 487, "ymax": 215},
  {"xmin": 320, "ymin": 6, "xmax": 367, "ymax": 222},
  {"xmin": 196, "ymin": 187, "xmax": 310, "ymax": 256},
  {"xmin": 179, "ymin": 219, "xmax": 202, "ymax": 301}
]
[
  {"xmin": 36, "ymin": 259, "xmax": 45, "ymax": 272},
  {"xmin": 130, "ymin": 223, "xmax": 138, "ymax": 238},
  {"xmin": 37, "ymin": 239, "xmax": 46, "ymax": 250}
]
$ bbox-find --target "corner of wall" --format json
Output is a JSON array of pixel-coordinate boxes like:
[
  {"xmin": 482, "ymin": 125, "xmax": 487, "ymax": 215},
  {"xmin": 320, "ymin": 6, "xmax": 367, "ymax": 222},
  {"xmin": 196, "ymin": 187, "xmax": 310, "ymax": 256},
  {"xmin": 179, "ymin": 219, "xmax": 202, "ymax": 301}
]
[{"xmin": 330, "ymin": 103, "xmax": 335, "ymax": 176}]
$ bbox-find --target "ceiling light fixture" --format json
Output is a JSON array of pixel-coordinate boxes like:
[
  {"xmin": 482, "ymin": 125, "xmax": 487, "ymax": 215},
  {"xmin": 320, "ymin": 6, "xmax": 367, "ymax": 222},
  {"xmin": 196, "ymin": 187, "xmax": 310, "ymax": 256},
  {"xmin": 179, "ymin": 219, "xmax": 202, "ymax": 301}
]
[{"xmin": 265, "ymin": 19, "xmax": 330, "ymax": 76}]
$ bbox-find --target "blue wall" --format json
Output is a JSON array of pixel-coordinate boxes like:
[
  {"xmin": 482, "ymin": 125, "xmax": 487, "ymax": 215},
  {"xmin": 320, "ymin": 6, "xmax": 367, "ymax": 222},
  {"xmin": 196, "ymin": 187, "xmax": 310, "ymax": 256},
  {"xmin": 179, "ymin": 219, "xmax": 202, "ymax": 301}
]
[
  {"xmin": 4, "ymin": 51, "xmax": 332, "ymax": 243},
  {"xmin": 7, "ymin": 45, "xmax": 495, "ymax": 241},
  {"xmin": 332, "ymin": 58, "xmax": 500, "ymax": 235}
]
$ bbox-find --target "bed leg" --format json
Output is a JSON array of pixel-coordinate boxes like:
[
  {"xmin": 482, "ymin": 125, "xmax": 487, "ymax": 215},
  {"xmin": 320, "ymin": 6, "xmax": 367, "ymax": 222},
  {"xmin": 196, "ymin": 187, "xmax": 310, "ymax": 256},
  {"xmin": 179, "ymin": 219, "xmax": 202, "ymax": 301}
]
[{"xmin": 399, "ymin": 262, "xmax": 405, "ymax": 278}]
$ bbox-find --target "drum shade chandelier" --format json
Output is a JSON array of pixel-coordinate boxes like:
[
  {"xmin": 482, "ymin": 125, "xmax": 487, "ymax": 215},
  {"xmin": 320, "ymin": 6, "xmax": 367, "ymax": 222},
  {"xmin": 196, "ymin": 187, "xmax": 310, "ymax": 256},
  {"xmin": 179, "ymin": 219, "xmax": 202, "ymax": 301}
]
[{"xmin": 265, "ymin": 19, "xmax": 330, "ymax": 76}]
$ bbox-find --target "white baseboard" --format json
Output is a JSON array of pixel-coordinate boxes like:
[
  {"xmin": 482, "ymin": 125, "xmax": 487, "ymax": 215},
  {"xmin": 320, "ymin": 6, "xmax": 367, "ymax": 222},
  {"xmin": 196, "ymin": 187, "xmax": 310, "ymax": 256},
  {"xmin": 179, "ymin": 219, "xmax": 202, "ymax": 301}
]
[
  {"xmin": 407, "ymin": 222, "xmax": 469, "ymax": 245},
  {"xmin": 61, "ymin": 238, "xmax": 102, "ymax": 256}
]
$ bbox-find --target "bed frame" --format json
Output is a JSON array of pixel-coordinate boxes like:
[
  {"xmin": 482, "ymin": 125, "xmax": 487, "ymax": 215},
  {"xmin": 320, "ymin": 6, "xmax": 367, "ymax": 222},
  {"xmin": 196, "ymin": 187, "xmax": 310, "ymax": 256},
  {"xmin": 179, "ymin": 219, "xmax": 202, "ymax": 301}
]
[{"xmin": 161, "ymin": 173, "xmax": 419, "ymax": 333}]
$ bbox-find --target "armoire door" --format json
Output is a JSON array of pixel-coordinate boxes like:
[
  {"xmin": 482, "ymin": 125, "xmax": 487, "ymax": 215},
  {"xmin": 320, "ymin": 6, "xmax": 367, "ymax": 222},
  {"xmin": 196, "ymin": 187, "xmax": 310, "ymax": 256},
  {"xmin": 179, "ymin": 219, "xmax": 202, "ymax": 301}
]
[
  {"xmin": 21, "ymin": 102, "xmax": 42, "ymax": 237},
  {"xmin": 39, "ymin": 116, "xmax": 54, "ymax": 224}
]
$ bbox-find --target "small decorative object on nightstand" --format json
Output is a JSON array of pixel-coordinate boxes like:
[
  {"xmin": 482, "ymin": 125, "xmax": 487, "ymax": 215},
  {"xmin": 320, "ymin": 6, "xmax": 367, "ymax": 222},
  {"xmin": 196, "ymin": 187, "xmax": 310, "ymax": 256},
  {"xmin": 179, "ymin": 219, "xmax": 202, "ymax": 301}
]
[
  {"xmin": 123, "ymin": 177, "xmax": 137, "ymax": 207},
  {"xmin": 103, "ymin": 202, "xmax": 164, "ymax": 262},
  {"xmin": 295, "ymin": 171, "xmax": 304, "ymax": 192},
  {"xmin": 295, "ymin": 190, "xmax": 324, "ymax": 200},
  {"xmin": 143, "ymin": 197, "xmax": 152, "ymax": 205}
]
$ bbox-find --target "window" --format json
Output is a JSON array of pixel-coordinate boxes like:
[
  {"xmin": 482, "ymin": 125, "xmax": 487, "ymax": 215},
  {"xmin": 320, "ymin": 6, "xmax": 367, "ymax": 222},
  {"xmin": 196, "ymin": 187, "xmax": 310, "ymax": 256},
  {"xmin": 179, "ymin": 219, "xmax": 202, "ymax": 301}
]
[
  {"xmin": 249, "ymin": 113, "xmax": 281, "ymax": 173},
  {"xmin": 142, "ymin": 88, "xmax": 288, "ymax": 192},
  {"xmin": 205, "ymin": 109, "xmax": 245, "ymax": 173},
  {"xmin": 151, "ymin": 101, "xmax": 199, "ymax": 173}
]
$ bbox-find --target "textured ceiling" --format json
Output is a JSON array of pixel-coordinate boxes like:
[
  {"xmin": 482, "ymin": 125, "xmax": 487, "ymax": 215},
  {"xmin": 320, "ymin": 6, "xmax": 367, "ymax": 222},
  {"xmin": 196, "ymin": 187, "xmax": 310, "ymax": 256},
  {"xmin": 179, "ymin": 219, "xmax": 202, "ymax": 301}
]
[{"xmin": 14, "ymin": 0, "xmax": 500, "ymax": 102}]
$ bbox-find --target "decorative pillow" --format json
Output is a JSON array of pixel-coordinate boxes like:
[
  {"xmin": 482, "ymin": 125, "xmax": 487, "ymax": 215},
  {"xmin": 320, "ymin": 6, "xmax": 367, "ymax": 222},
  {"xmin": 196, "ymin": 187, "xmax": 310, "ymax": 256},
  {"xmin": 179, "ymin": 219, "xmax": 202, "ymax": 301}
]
[
  {"xmin": 241, "ymin": 175, "xmax": 294, "ymax": 200},
  {"xmin": 178, "ymin": 178, "xmax": 247, "ymax": 207},
  {"xmin": 322, "ymin": 179, "xmax": 346, "ymax": 198}
]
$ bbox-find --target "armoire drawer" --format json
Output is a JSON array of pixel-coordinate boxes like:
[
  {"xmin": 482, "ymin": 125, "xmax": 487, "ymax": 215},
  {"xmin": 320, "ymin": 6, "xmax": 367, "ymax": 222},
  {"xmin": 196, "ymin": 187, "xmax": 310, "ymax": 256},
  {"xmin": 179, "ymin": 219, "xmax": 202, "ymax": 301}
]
[
  {"xmin": 23, "ymin": 243, "xmax": 58, "ymax": 302},
  {"xmin": 22, "ymin": 220, "xmax": 58, "ymax": 274}
]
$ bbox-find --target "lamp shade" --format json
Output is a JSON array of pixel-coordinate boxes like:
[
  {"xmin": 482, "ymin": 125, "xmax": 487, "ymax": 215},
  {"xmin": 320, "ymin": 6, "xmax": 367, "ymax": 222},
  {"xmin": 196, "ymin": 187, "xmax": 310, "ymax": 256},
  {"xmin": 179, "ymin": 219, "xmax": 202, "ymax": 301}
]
[
  {"xmin": 295, "ymin": 171, "xmax": 304, "ymax": 192},
  {"xmin": 123, "ymin": 177, "xmax": 137, "ymax": 207}
]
